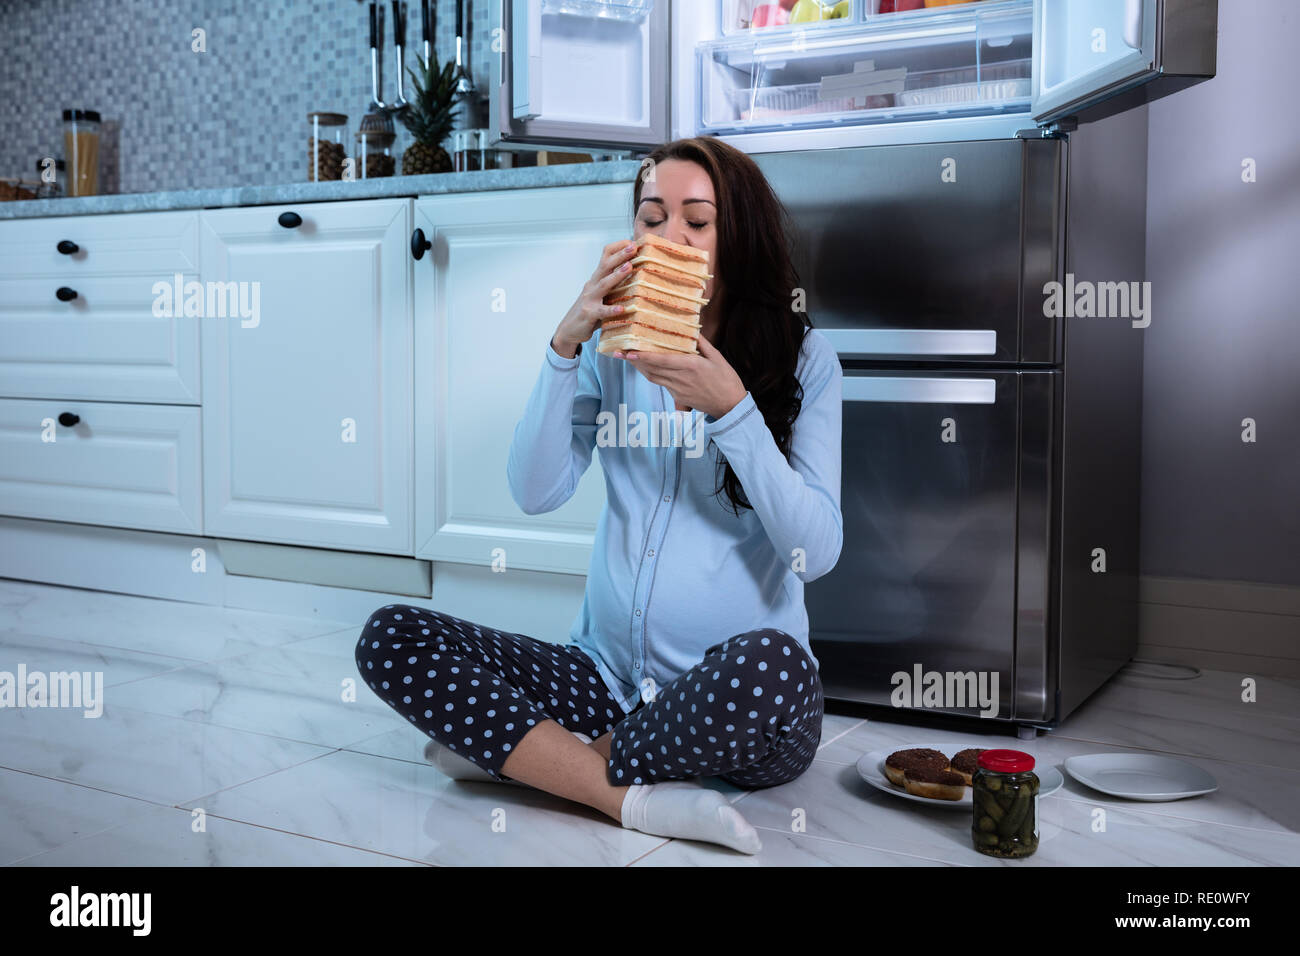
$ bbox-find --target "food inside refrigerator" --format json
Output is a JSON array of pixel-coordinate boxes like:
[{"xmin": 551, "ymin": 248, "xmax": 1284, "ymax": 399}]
[
  {"xmin": 699, "ymin": 0, "xmax": 1032, "ymax": 131},
  {"xmin": 720, "ymin": 0, "xmax": 856, "ymax": 34}
]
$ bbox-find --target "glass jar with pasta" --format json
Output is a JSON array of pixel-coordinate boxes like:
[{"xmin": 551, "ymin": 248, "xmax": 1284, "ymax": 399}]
[{"xmin": 63, "ymin": 109, "xmax": 101, "ymax": 197}]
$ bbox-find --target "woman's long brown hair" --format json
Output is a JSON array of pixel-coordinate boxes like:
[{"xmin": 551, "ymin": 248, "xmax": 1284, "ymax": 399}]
[{"xmin": 632, "ymin": 136, "xmax": 813, "ymax": 516}]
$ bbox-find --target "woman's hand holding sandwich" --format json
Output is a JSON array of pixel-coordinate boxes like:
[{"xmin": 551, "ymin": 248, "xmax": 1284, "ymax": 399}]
[
  {"xmin": 614, "ymin": 333, "xmax": 746, "ymax": 419},
  {"xmin": 551, "ymin": 240, "xmax": 638, "ymax": 359}
]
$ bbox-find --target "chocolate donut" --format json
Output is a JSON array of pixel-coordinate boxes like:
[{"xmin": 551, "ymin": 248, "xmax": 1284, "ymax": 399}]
[
  {"xmin": 884, "ymin": 748, "xmax": 950, "ymax": 786},
  {"xmin": 902, "ymin": 766, "xmax": 967, "ymax": 801},
  {"xmin": 950, "ymin": 748, "xmax": 988, "ymax": 786}
]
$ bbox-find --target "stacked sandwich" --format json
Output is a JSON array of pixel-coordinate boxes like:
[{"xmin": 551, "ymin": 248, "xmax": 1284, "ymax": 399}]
[{"xmin": 598, "ymin": 234, "xmax": 712, "ymax": 355}]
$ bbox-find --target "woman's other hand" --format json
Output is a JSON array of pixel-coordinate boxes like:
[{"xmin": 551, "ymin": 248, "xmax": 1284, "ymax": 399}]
[
  {"xmin": 614, "ymin": 333, "xmax": 747, "ymax": 420},
  {"xmin": 551, "ymin": 239, "xmax": 638, "ymax": 359}
]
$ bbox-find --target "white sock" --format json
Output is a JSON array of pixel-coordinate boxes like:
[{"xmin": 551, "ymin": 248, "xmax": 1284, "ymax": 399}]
[
  {"xmin": 620, "ymin": 780, "xmax": 763, "ymax": 855},
  {"xmin": 425, "ymin": 729, "xmax": 593, "ymax": 785}
]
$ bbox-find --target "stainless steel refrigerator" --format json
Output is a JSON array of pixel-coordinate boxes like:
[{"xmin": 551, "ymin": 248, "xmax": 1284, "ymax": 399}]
[
  {"xmin": 489, "ymin": 0, "xmax": 1218, "ymax": 734},
  {"xmin": 755, "ymin": 106, "xmax": 1164, "ymax": 736}
]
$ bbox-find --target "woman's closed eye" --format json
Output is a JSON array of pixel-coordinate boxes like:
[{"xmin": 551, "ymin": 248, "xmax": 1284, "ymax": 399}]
[{"xmin": 642, "ymin": 220, "xmax": 710, "ymax": 231}]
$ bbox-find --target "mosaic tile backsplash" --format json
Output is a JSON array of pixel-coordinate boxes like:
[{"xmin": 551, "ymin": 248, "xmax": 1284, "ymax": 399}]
[{"xmin": 0, "ymin": 0, "xmax": 496, "ymax": 194}]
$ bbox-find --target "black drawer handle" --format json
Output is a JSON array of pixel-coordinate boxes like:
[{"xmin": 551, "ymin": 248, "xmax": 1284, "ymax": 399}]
[
  {"xmin": 57, "ymin": 240, "xmax": 80, "ymax": 255},
  {"xmin": 58, "ymin": 412, "xmax": 80, "ymax": 427},
  {"xmin": 278, "ymin": 211, "xmax": 303, "ymax": 229},
  {"xmin": 56, "ymin": 286, "xmax": 78, "ymax": 302},
  {"xmin": 411, "ymin": 228, "xmax": 432, "ymax": 260}
]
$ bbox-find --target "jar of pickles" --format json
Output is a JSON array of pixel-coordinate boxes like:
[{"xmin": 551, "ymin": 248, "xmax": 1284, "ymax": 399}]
[{"xmin": 971, "ymin": 749, "xmax": 1039, "ymax": 858}]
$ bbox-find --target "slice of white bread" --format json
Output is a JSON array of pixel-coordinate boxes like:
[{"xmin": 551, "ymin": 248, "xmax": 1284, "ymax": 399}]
[
  {"xmin": 607, "ymin": 273, "xmax": 710, "ymax": 310},
  {"xmin": 606, "ymin": 285, "xmax": 706, "ymax": 320},
  {"xmin": 597, "ymin": 320, "xmax": 699, "ymax": 355},
  {"xmin": 635, "ymin": 234, "xmax": 712, "ymax": 279},
  {"xmin": 627, "ymin": 256, "xmax": 710, "ymax": 290},
  {"xmin": 608, "ymin": 296, "xmax": 702, "ymax": 335}
]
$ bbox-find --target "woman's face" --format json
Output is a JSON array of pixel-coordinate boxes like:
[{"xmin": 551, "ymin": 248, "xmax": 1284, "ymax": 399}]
[{"xmin": 634, "ymin": 158, "xmax": 718, "ymax": 300}]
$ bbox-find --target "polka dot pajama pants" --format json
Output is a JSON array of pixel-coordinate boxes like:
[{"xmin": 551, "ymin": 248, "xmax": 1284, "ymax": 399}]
[{"xmin": 355, "ymin": 604, "xmax": 824, "ymax": 789}]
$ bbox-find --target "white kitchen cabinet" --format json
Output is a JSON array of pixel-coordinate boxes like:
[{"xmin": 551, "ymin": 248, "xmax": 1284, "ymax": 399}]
[
  {"xmin": 412, "ymin": 183, "xmax": 629, "ymax": 574},
  {"xmin": 0, "ymin": 210, "xmax": 200, "ymax": 403},
  {"xmin": 199, "ymin": 199, "xmax": 413, "ymax": 554}
]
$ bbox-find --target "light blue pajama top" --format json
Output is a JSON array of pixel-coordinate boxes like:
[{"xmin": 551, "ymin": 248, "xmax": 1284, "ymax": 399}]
[{"xmin": 507, "ymin": 324, "xmax": 844, "ymax": 716}]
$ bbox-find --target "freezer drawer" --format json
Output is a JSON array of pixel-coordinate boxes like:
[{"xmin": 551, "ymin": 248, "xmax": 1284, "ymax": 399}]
[
  {"xmin": 754, "ymin": 137, "xmax": 1063, "ymax": 363},
  {"xmin": 806, "ymin": 368, "xmax": 1055, "ymax": 722}
]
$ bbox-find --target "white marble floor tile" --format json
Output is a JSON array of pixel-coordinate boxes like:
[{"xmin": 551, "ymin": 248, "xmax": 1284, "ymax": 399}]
[
  {"xmin": 632, "ymin": 826, "xmax": 964, "ymax": 866},
  {"xmin": 1051, "ymin": 672, "xmax": 1300, "ymax": 771},
  {"xmin": 0, "ymin": 768, "xmax": 163, "ymax": 866},
  {"xmin": 176, "ymin": 747, "xmax": 669, "ymax": 866},
  {"xmin": 1109, "ymin": 664, "xmax": 1300, "ymax": 720},
  {"xmin": 12, "ymin": 802, "xmax": 423, "ymax": 866},
  {"xmin": 0, "ymin": 630, "xmax": 191, "ymax": 688},
  {"xmin": 0, "ymin": 702, "xmax": 333, "ymax": 806},
  {"xmin": 0, "ymin": 578, "xmax": 351, "ymax": 663},
  {"xmin": 104, "ymin": 652, "xmax": 400, "ymax": 751}
]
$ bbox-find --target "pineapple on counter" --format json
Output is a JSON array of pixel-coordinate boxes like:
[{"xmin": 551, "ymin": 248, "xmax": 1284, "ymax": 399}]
[{"xmin": 400, "ymin": 53, "xmax": 464, "ymax": 176}]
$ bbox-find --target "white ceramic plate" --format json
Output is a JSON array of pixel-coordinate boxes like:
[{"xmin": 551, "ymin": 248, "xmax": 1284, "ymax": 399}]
[
  {"xmin": 1063, "ymin": 753, "xmax": 1218, "ymax": 801},
  {"xmin": 856, "ymin": 742, "xmax": 1063, "ymax": 810}
]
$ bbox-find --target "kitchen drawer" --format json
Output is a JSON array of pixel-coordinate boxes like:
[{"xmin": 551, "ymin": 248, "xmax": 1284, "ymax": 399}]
[
  {"xmin": 0, "ymin": 273, "xmax": 201, "ymax": 403},
  {"xmin": 0, "ymin": 210, "xmax": 198, "ymax": 279},
  {"xmin": 0, "ymin": 398, "xmax": 202, "ymax": 534}
]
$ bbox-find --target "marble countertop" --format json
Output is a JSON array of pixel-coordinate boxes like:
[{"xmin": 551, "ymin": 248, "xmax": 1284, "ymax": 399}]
[{"xmin": 0, "ymin": 160, "xmax": 645, "ymax": 221}]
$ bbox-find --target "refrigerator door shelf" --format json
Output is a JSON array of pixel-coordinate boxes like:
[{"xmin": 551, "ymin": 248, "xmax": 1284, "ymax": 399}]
[{"xmin": 540, "ymin": 0, "xmax": 656, "ymax": 21}]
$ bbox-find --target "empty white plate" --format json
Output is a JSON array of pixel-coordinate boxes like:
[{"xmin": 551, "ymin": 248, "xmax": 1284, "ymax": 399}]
[
  {"xmin": 856, "ymin": 743, "xmax": 1063, "ymax": 811},
  {"xmin": 1063, "ymin": 753, "xmax": 1218, "ymax": 801}
]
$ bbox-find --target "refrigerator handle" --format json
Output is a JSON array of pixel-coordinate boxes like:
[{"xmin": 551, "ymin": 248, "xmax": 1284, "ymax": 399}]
[
  {"xmin": 511, "ymin": 0, "xmax": 543, "ymax": 120},
  {"xmin": 1124, "ymin": 0, "xmax": 1143, "ymax": 51},
  {"xmin": 842, "ymin": 377, "xmax": 997, "ymax": 405}
]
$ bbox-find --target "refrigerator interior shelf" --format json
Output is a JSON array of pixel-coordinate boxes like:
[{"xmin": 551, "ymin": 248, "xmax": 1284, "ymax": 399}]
[
  {"xmin": 716, "ymin": 57, "xmax": 1031, "ymax": 126},
  {"xmin": 897, "ymin": 77, "xmax": 1030, "ymax": 106}
]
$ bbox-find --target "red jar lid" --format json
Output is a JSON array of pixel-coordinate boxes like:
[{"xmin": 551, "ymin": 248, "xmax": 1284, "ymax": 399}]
[{"xmin": 978, "ymin": 749, "xmax": 1036, "ymax": 773}]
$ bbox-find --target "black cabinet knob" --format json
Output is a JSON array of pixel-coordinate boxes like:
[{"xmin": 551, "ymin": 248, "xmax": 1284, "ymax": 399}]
[
  {"xmin": 411, "ymin": 227, "xmax": 432, "ymax": 260},
  {"xmin": 56, "ymin": 286, "xmax": 78, "ymax": 302},
  {"xmin": 57, "ymin": 240, "xmax": 79, "ymax": 255},
  {"xmin": 58, "ymin": 412, "xmax": 80, "ymax": 427},
  {"xmin": 278, "ymin": 211, "xmax": 303, "ymax": 229}
]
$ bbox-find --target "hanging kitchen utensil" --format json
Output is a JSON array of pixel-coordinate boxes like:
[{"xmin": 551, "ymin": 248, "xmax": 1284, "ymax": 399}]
[
  {"xmin": 455, "ymin": 0, "xmax": 474, "ymax": 96},
  {"xmin": 368, "ymin": 0, "xmax": 411, "ymax": 113}
]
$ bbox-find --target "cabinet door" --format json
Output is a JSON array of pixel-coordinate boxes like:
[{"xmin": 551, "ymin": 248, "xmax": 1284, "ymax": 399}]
[
  {"xmin": 200, "ymin": 199, "xmax": 413, "ymax": 554},
  {"xmin": 413, "ymin": 183, "xmax": 629, "ymax": 574}
]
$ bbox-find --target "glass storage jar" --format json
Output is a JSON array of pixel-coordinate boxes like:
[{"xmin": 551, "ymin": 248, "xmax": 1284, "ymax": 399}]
[
  {"xmin": 356, "ymin": 129, "xmax": 396, "ymax": 179},
  {"xmin": 63, "ymin": 109, "xmax": 101, "ymax": 197},
  {"xmin": 971, "ymin": 749, "xmax": 1039, "ymax": 858},
  {"xmin": 36, "ymin": 158, "xmax": 65, "ymax": 198},
  {"xmin": 308, "ymin": 112, "xmax": 348, "ymax": 182}
]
